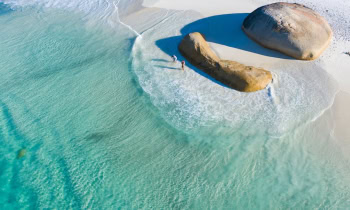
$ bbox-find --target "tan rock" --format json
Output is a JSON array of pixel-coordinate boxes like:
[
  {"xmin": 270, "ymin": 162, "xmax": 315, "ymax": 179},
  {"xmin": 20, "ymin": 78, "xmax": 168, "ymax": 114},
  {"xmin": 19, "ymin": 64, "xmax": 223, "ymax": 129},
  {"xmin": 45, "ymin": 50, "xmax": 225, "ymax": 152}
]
[
  {"xmin": 242, "ymin": 2, "xmax": 333, "ymax": 60},
  {"xmin": 178, "ymin": 32, "xmax": 272, "ymax": 92}
]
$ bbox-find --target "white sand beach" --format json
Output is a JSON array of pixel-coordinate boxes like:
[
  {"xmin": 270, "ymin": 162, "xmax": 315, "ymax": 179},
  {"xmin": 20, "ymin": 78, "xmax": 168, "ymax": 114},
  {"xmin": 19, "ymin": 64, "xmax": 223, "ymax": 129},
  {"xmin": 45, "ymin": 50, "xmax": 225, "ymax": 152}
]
[
  {"xmin": 137, "ymin": 0, "xmax": 350, "ymax": 143},
  {"xmin": 142, "ymin": 0, "xmax": 350, "ymax": 88},
  {"xmin": 2, "ymin": 0, "xmax": 350, "ymax": 208}
]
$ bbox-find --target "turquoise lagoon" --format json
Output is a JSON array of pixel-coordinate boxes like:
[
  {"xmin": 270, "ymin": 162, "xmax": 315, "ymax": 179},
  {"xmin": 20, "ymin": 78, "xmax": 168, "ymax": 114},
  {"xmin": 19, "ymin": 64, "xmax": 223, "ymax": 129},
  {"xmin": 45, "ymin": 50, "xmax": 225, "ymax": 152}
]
[{"xmin": 0, "ymin": 1, "xmax": 350, "ymax": 209}]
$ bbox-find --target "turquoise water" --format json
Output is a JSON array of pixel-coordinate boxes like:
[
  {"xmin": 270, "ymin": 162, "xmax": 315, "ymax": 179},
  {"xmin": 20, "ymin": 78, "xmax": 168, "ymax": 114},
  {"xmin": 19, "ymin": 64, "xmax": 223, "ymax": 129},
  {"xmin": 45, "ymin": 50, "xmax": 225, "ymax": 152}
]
[{"xmin": 1, "ymin": 1, "xmax": 350, "ymax": 209}]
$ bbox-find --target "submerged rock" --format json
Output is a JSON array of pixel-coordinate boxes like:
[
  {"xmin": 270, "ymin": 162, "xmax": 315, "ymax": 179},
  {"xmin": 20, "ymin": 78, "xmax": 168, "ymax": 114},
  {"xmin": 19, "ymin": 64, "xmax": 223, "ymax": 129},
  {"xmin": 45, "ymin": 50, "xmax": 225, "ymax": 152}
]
[
  {"xmin": 17, "ymin": 148, "xmax": 26, "ymax": 159},
  {"xmin": 178, "ymin": 32, "xmax": 272, "ymax": 92},
  {"xmin": 242, "ymin": 2, "xmax": 333, "ymax": 60}
]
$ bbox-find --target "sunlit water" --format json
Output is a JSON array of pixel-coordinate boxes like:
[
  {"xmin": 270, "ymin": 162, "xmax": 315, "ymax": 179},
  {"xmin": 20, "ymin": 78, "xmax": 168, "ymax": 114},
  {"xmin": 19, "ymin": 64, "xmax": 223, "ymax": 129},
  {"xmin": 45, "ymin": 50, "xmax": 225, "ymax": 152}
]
[{"xmin": 1, "ymin": 1, "xmax": 350, "ymax": 209}]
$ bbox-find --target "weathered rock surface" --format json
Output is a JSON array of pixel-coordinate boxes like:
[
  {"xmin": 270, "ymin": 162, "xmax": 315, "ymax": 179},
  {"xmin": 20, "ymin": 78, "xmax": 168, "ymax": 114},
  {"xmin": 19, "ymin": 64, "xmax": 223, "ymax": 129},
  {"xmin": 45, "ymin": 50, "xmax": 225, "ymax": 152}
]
[
  {"xmin": 242, "ymin": 2, "xmax": 333, "ymax": 60},
  {"xmin": 178, "ymin": 32, "xmax": 272, "ymax": 92}
]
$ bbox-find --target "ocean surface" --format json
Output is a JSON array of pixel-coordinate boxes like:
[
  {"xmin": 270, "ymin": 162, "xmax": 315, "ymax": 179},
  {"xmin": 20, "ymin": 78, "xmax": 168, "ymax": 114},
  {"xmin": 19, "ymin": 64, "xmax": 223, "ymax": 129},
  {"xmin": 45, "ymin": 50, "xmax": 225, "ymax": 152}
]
[{"xmin": 1, "ymin": 0, "xmax": 350, "ymax": 209}]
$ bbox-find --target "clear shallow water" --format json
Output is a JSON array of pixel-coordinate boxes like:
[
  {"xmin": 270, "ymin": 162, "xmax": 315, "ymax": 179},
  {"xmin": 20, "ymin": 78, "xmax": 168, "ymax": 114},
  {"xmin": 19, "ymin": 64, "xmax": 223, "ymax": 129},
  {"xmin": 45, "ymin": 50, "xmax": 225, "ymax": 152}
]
[
  {"xmin": 1, "ymin": 1, "xmax": 350, "ymax": 209},
  {"xmin": 131, "ymin": 9, "xmax": 339, "ymax": 137}
]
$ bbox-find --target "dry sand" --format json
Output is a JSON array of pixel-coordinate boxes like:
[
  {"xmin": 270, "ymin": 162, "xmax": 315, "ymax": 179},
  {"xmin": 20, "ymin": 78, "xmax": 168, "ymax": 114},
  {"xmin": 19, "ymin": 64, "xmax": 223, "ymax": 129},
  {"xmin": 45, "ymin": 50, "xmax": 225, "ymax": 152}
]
[{"xmin": 140, "ymin": 0, "xmax": 350, "ymax": 143}]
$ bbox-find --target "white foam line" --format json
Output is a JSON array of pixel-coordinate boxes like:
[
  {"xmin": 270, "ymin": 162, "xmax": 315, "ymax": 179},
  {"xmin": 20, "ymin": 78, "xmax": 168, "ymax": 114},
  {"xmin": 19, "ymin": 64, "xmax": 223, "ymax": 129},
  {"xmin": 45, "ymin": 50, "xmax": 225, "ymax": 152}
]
[
  {"xmin": 139, "ymin": 8, "xmax": 170, "ymax": 34},
  {"xmin": 138, "ymin": 9, "xmax": 180, "ymax": 35},
  {"xmin": 112, "ymin": 0, "xmax": 141, "ymax": 37},
  {"xmin": 309, "ymin": 88, "xmax": 340, "ymax": 124},
  {"xmin": 130, "ymin": 9, "xmax": 183, "ymax": 65},
  {"xmin": 100, "ymin": 0, "xmax": 111, "ymax": 21},
  {"xmin": 303, "ymin": 66, "xmax": 341, "ymax": 125},
  {"xmin": 270, "ymin": 85, "xmax": 341, "ymax": 140},
  {"xmin": 266, "ymin": 72, "xmax": 280, "ymax": 105}
]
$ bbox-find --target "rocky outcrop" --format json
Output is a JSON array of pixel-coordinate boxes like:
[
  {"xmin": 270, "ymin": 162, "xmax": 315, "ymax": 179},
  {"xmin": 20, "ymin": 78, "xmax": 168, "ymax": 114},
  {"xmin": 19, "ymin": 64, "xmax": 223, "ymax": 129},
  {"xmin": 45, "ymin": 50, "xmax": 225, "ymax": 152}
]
[
  {"xmin": 178, "ymin": 32, "xmax": 272, "ymax": 92},
  {"xmin": 242, "ymin": 3, "xmax": 333, "ymax": 60}
]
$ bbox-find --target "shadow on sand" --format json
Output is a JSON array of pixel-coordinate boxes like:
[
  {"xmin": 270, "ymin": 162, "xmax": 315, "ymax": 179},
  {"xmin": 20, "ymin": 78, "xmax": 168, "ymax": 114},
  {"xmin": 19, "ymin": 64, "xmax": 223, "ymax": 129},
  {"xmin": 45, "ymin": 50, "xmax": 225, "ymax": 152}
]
[
  {"xmin": 154, "ymin": 35, "xmax": 230, "ymax": 87},
  {"xmin": 154, "ymin": 65, "xmax": 179, "ymax": 70},
  {"xmin": 151, "ymin": 59, "xmax": 169, "ymax": 63},
  {"xmin": 154, "ymin": 13, "xmax": 292, "ymax": 88},
  {"xmin": 156, "ymin": 13, "xmax": 292, "ymax": 61}
]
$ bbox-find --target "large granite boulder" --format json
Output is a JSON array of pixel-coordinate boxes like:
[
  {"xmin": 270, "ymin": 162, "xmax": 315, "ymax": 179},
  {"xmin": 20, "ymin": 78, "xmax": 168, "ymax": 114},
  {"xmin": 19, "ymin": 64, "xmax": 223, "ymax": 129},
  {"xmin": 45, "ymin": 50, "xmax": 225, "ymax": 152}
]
[
  {"xmin": 242, "ymin": 2, "xmax": 333, "ymax": 60},
  {"xmin": 179, "ymin": 32, "xmax": 272, "ymax": 92}
]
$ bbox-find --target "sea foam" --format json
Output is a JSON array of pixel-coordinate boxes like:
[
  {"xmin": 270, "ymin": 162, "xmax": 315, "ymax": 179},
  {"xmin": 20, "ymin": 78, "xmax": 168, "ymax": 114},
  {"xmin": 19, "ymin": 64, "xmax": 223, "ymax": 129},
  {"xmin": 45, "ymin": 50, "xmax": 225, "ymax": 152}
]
[
  {"xmin": 2, "ymin": 0, "xmax": 340, "ymax": 138},
  {"xmin": 130, "ymin": 9, "xmax": 338, "ymax": 137}
]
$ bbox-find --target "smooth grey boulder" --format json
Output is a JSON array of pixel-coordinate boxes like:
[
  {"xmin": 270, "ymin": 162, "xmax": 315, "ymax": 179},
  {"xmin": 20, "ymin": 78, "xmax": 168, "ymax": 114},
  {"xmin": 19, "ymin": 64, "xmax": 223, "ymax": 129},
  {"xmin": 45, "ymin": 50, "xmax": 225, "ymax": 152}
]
[{"xmin": 242, "ymin": 2, "xmax": 333, "ymax": 60}]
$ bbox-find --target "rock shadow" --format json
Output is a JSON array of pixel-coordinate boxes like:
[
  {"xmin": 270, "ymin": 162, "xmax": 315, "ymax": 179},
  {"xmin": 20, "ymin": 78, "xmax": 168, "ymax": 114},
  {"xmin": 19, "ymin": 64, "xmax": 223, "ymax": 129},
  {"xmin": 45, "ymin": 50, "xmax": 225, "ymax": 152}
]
[
  {"xmin": 154, "ymin": 13, "xmax": 292, "ymax": 89},
  {"xmin": 180, "ymin": 13, "xmax": 292, "ymax": 59},
  {"xmin": 156, "ymin": 13, "xmax": 292, "ymax": 62}
]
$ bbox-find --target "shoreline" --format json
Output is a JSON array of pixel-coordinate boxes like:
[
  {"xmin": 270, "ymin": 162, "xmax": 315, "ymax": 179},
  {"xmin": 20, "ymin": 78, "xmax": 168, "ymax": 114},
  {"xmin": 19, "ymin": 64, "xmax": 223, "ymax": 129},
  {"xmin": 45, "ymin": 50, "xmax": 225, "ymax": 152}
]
[
  {"xmin": 139, "ymin": 0, "xmax": 350, "ymax": 143},
  {"xmin": 1, "ymin": 1, "xmax": 350, "ymax": 208},
  {"xmin": 143, "ymin": 0, "xmax": 350, "ymax": 93}
]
